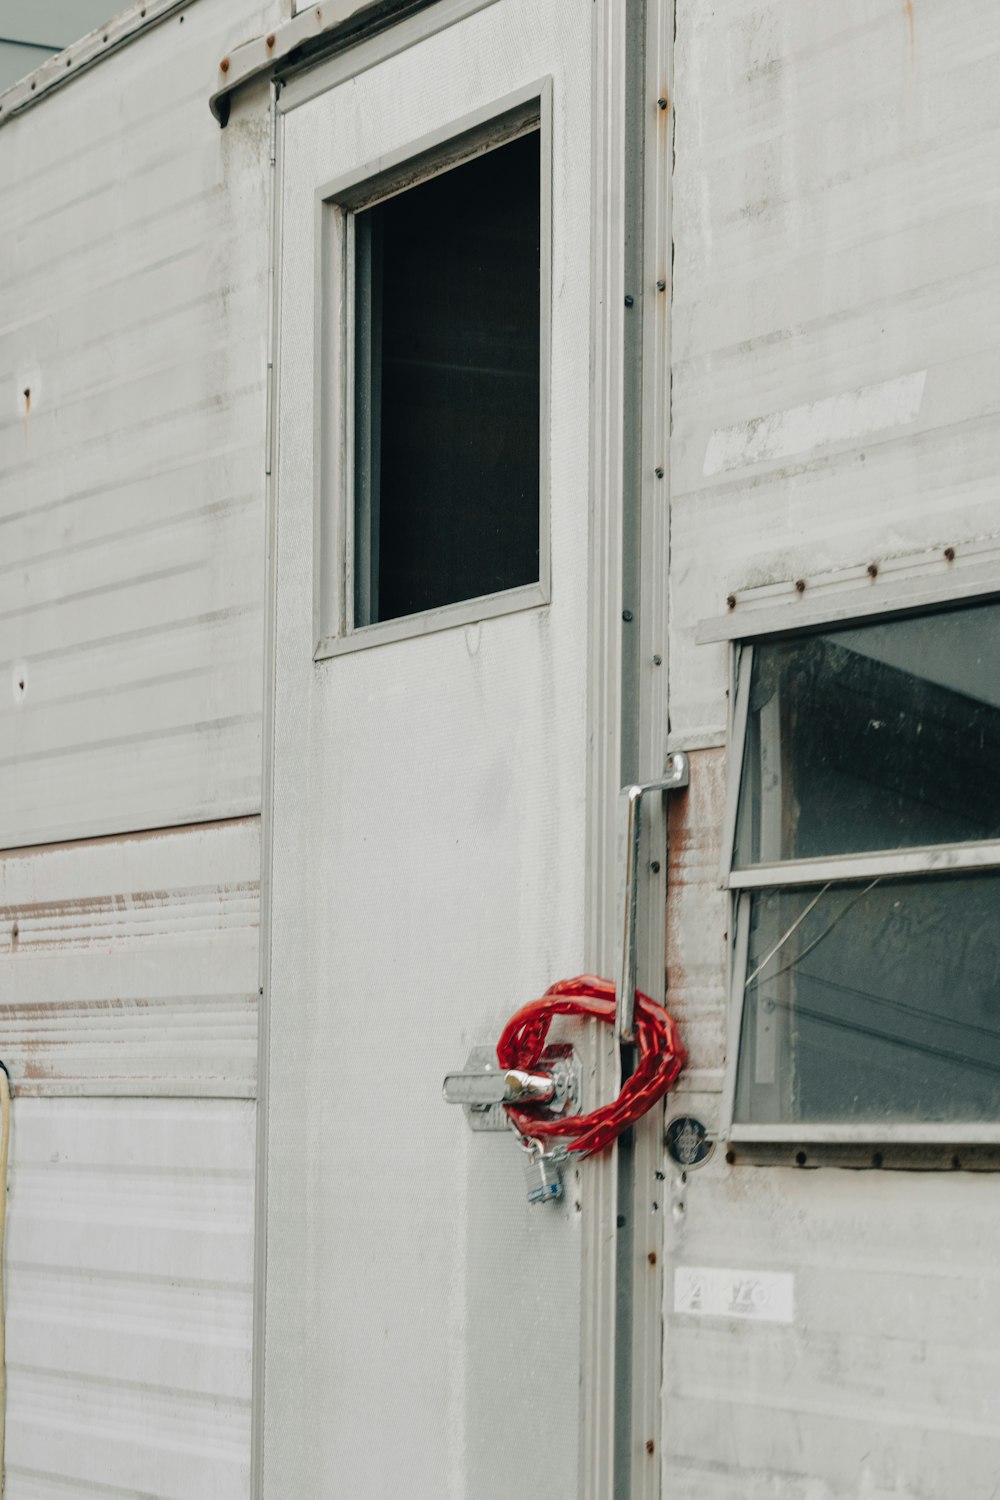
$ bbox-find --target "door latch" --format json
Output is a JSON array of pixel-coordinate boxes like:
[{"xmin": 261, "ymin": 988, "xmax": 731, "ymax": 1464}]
[{"xmin": 442, "ymin": 1045, "xmax": 579, "ymax": 1133}]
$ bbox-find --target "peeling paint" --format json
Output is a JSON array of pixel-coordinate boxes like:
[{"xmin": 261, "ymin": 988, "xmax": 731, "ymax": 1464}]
[{"xmin": 703, "ymin": 372, "xmax": 928, "ymax": 477}]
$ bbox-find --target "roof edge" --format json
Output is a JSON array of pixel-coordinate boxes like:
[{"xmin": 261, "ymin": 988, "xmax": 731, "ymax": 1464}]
[
  {"xmin": 0, "ymin": 0, "xmax": 192, "ymax": 130},
  {"xmin": 209, "ymin": 0, "xmax": 426, "ymax": 125}
]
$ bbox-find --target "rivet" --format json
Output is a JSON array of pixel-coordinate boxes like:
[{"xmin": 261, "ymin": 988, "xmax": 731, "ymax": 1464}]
[
  {"xmin": 617, "ymin": 1214, "xmax": 626, "ymax": 1228},
  {"xmin": 867, "ymin": 562, "xmax": 879, "ymax": 578},
  {"xmin": 646, "ymin": 1438, "xmax": 656, "ymax": 1455},
  {"xmin": 795, "ymin": 578, "xmax": 806, "ymax": 593},
  {"xmin": 657, "ymin": 96, "xmax": 668, "ymax": 110},
  {"xmin": 624, "ymin": 294, "xmax": 634, "ymax": 307},
  {"xmin": 726, "ymin": 593, "xmax": 737, "ymax": 610},
  {"xmin": 944, "ymin": 545, "xmax": 956, "ymax": 562},
  {"xmin": 648, "ymin": 1250, "xmax": 657, "ymax": 1266},
  {"xmin": 795, "ymin": 1150, "xmax": 807, "ymax": 1166},
  {"xmin": 219, "ymin": 56, "xmax": 230, "ymax": 73},
  {"xmin": 656, "ymin": 279, "xmax": 666, "ymax": 291},
  {"xmin": 266, "ymin": 33, "xmax": 276, "ymax": 48},
  {"xmin": 650, "ymin": 861, "xmax": 661, "ymax": 874},
  {"xmin": 622, "ymin": 609, "xmax": 634, "ymax": 622},
  {"xmin": 652, "ymin": 653, "xmax": 663, "ymax": 665},
  {"xmin": 654, "ymin": 466, "xmax": 664, "ymax": 478}
]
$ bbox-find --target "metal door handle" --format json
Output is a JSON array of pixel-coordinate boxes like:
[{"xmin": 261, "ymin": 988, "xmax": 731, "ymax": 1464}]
[{"xmin": 615, "ymin": 751, "xmax": 689, "ymax": 1043}]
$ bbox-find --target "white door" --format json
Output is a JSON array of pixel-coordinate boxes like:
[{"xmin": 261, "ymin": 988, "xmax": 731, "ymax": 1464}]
[{"xmin": 260, "ymin": 4, "xmax": 655, "ymax": 1494}]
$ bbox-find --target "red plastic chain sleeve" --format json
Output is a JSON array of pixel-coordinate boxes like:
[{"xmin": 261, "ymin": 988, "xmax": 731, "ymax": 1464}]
[{"xmin": 495, "ymin": 974, "xmax": 686, "ymax": 1157}]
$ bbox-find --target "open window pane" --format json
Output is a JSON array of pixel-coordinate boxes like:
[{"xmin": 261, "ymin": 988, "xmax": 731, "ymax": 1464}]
[
  {"xmin": 734, "ymin": 600, "xmax": 1000, "ymax": 866},
  {"xmin": 353, "ymin": 129, "xmax": 541, "ymax": 627},
  {"xmin": 734, "ymin": 872, "xmax": 1000, "ymax": 1125}
]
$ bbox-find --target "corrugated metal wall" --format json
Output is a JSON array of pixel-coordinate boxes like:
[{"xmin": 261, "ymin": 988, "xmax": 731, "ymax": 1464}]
[
  {"xmin": 664, "ymin": 1, "xmax": 1000, "ymax": 1494},
  {"xmin": 0, "ymin": 1, "xmax": 278, "ymax": 1493}
]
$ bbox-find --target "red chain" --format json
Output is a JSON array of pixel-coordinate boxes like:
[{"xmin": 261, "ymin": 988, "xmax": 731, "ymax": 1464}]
[{"xmin": 496, "ymin": 974, "xmax": 686, "ymax": 1157}]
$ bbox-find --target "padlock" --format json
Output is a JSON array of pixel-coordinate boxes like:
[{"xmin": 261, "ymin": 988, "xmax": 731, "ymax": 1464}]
[{"xmin": 522, "ymin": 1139, "xmax": 567, "ymax": 1205}]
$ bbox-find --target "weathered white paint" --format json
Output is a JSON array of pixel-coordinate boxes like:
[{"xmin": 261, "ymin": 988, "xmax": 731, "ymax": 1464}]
[
  {"xmin": 0, "ymin": 818, "xmax": 259, "ymax": 1097},
  {"xmin": 663, "ymin": 1, "xmax": 1000, "ymax": 1495},
  {"xmin": 674, "ymin": 1266, "xmax": 794, "ymax": 1323},
  {"xmin": 0, "ymin": 0, "xmax": 279, "ymax": 849},
  {"xmin": 669, "ymin": 0, "xmax": 1000, "ymax": 748},
  {"xmin": 4, "ymin": 1097, "xmax": 255, "ymax": 1500},
  {"xmin": 702, "ymin": 371, "xmax": 926, "ymax": 477},
  {"xmin": 0, "ymin": 5, "xmax": 280, "ymax": 1497},
  {"xmin": 264, "ymin": 6, "xmax": 596, "ymax": 1495}
]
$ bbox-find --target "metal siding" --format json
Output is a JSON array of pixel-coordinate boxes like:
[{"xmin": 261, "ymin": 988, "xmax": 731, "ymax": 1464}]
[
  {"xmin": 4, "ymin": 1097, "xmax": 255, "ymax": 1500},
  {"xmin": 0, "ymin": 0, "xmax": 279, "ymax": 848},
  {"xmin": 669, "ymin": 0, "xmax": 1000, "ymax": 747},
  {"xmin": 0, "ymin": 8, "xmax": 277, "ymax": 1494},
  {"xmin": 0, "ymin": 817, "xmax": 259, "ymax": 1097},
  {"xmin": 664, "ymin": 2, "xmax": 1000, "ymax": 1495}
]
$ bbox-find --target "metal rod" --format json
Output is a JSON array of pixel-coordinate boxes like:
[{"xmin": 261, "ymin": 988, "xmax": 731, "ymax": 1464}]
[{"xmin": 615, "ymin": 751, "xmax": 689, "ymax": 1042}]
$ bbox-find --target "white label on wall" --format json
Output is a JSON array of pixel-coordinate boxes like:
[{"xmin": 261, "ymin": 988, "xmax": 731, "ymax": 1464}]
[{"xmin": 673, "ymin": 1266, "xmax": 794, "ymax": 1323}]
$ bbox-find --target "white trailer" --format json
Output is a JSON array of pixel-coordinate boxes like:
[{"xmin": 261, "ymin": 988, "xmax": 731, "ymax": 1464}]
[{"xmin": 2, "ymin": 1, "xmax": 999, "ymax": 1497}]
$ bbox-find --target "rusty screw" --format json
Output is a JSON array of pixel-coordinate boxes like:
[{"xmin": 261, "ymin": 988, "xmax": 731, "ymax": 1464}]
[
  {"xmin": 726, "ymin": 593, "xmax": 737, "ymax": 610},
  {"xmin": 656, "ymin": 279, "xmax": 666, "ymax": 291},
  {"xmin": 219, "ymin": 56, "xmax": 230, "ymax": 73},
  {"xmin": 646, "ymin": 1439, "xmax": 656, "ymax": 1455},
  {"xmin": 944, "ymin": 545, "xmax": 956, "ymax": 561},
  {"xmin": 795, "ymin": 578, "xmax": 806, "ymax": 593},
  {"xmin": 657, "ymin": 96, "xmax": 668, "ymax": 110},
  {"xmin": 266, "ymin": 33, "xmax": 276, "ymax": 49},
  {"xmin": 647, "ymin": 1250, "xmax": 657, "ymax": 1265},
  {"xmin": 867, "ymin": 562, "xmax": 879, "ymax": 578}
]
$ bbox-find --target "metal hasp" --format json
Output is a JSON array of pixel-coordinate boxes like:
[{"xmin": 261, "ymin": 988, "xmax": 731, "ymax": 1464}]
[
  {"xmin": 442, "ymin": 1045, "xmax": 580, "ymax": 1134},
  {"xmin": 616, "ymin": 751, "xmax": 690, "ymax": 1043},
  {"xmin": 442, "ymin": 1067, "xmax": 557, "ymax": 1108}
]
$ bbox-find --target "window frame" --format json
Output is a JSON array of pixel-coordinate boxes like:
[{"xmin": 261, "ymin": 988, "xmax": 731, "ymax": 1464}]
[
  {"xmin": 717, "ymin": 587, "xmax": 1000, "ymax": 1152},
  {"xmin": 312, "ymin": 80, "xmax": 553, "ymax": 661}
]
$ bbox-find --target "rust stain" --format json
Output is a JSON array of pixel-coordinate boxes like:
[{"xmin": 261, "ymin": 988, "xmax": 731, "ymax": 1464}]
[
  {"xmin": 903, "ymin": 0, "xmax": 915, "ymax": 61},
  {"xmin": 0, "ymin": 812, "xmax": 258, "ymax": 861}
]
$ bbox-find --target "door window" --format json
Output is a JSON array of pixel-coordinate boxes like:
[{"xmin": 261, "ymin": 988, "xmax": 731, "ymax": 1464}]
[{"xmin": 315, "ymin": 93, "xmax": 549, "ymax": 657}]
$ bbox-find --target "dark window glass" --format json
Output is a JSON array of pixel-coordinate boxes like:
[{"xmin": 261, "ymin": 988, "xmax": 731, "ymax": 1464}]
[
  {"xmin": 735, "ymin": 873, "xmax": 1000, "ymax": 1124},
  {"xmin": 353, "ymin": 130, "xmax": 540, "ymax": 627},
  {"xmin": 734, "ymin": 601, "xmax": 1000, "ymax": 865}
]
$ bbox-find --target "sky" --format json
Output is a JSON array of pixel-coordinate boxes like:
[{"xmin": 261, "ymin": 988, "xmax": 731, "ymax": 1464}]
[{"xmin": 0, "ymin": 1, "xmax": 123, "ymax": 90}]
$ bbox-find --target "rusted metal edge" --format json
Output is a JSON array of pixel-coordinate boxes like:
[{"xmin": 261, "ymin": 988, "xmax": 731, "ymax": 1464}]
[
  {"xmin": 697, "ymin": 542, "xmax": 1000, "ymax": 644},
  {"xmin": 209, "ymin": 0, "xmax": 430, "ymax": 126},
  {"xmin": 0, "ymin": 0, "xmax": 192, "ymax": 130}
]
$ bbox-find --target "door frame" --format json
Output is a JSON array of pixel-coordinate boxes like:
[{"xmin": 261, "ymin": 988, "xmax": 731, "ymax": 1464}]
[{"xmin": 253, "ymin": 3, "xmax": 675, "ymax": 1497}]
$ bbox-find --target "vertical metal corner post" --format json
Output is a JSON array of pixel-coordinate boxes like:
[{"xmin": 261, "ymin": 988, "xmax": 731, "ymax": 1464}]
[
  {"xmin": 622, "ymin": 1, "xmax": 677, "ymax": 1497},
  {"xmin": 252, "ymin": 77, "xmax": 283, "ymax": 1500},
  {"xmin": 583, "ymin": 0, "xmax": 677, "ymax": 1495}
]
